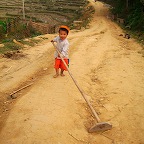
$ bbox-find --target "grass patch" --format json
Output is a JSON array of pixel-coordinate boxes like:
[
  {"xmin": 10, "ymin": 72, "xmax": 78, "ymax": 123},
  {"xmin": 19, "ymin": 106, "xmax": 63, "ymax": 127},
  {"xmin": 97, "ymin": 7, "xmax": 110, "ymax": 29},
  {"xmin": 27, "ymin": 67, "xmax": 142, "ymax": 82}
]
[
  {"xmin": 0, "ymin": 41, "xmax": 22, "ymax": 54},
  {"xmin": 128, "ymin": 31, "xmax": 144, "ymax": 46},
  {"xmin": 21, "ymin": 38, "xmax": 42, "ymax": 47}
]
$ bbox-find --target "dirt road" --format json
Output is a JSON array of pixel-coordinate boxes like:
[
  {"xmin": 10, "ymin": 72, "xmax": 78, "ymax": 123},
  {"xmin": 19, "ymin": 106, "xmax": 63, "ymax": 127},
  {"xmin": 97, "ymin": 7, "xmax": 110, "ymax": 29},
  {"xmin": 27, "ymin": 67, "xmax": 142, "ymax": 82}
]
[{"xmin": 0, "ymin": 1, "xmax": 144, "ymax": 144}]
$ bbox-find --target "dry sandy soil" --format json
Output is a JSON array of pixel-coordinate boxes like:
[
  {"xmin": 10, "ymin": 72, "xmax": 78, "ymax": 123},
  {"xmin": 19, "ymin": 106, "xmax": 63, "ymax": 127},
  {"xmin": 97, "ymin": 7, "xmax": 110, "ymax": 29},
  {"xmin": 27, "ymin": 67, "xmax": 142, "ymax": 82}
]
[{"xmin": 0, "ymin": 1, "xmax": 144, "ymax": 144}]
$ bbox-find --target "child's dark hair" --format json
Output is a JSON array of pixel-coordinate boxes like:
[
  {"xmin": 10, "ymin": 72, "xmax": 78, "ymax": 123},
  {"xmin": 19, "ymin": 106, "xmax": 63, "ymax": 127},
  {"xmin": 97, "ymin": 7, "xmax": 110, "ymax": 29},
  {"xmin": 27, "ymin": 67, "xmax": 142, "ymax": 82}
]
[{"xmin": 59, "ymin": 28, "xmax": 69, "ymax": 35}]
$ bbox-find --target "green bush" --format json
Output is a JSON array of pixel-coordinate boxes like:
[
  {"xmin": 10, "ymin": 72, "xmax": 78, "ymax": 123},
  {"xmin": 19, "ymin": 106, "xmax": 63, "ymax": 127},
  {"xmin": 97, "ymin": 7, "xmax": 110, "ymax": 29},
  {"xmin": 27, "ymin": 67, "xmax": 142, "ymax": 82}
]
[
  {"xmin": 0, "ymin": 42, "xmax": 21, "ymax": 54},
  {"xmin": 106, "ymin": 0, "xmax": 144, "ymax": 31},
  {"xmin": 126, "ymin": 6, "xmax": 144, "ymax": 31}
]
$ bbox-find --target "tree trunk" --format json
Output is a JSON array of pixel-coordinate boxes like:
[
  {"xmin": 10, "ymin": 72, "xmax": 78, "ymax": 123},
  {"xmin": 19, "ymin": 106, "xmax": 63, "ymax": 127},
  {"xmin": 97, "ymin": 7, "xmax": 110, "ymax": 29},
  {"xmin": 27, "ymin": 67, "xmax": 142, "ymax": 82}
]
[{"xmin": 126, "ymin": 0, "xmax": 128, "ymax": 10}]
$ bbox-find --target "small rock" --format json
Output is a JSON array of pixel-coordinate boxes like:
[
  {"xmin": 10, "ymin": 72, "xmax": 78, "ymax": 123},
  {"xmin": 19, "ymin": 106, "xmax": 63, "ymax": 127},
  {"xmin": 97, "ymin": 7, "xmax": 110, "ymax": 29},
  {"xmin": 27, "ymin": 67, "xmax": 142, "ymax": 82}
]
[
  {"xmin": 124, "ymin": 33, "xmax": 130, "ymax": 39},
  {"xmin": 11, "ymin": 95, "xmax": 17, "ymax": 99},
  {"xmin": 119, "ymin": 34, "xmax": 123, "ymax": 36}
]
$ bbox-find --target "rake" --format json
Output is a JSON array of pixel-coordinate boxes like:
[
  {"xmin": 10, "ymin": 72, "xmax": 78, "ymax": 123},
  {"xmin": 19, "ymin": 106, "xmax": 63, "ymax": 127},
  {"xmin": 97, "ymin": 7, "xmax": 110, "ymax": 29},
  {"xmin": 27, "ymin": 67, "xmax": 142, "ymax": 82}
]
[{"xmin": 52, "ymin": 42, "xmax": 112, "ymax": 132}]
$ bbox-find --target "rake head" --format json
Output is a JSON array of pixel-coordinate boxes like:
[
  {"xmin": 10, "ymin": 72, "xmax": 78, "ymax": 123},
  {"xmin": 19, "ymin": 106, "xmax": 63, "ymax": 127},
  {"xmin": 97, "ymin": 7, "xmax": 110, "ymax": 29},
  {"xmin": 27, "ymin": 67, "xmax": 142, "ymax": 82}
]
[{"xmin": 89, "ymin": 122, "xmax": 112, "ymax": 133}]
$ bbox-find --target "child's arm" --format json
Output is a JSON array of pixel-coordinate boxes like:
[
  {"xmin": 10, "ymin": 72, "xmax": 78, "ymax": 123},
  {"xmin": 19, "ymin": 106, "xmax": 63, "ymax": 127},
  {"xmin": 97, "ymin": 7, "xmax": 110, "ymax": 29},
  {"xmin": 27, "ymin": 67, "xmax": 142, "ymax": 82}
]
[{"xmin": 51, "ymin": 36, "xmax": 58, "ymax": 43}]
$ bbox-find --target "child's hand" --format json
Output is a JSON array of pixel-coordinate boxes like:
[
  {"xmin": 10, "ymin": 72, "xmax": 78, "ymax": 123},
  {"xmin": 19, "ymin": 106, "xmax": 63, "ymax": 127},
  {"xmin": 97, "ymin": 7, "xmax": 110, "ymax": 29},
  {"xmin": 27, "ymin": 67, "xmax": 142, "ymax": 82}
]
[{"xmin": 58, "ymin": 53, "xmax": 63, "ymax": 58}]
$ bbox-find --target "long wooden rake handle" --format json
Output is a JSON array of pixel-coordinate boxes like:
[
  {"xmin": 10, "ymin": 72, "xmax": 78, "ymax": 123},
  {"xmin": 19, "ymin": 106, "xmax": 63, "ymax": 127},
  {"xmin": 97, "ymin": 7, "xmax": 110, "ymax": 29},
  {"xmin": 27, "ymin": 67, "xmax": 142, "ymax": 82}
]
[{"xmin": 52, "ymin": 42, "xmax": 101, "ymax": 122}]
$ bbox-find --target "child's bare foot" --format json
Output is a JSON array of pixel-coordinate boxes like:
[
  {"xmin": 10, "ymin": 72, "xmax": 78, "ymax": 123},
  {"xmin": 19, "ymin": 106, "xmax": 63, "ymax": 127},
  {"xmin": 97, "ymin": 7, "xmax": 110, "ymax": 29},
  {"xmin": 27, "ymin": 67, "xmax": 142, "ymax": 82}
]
[
  {"xmin": 60, "ymin": 73, "xmax": 65, "ymax": 77},
  {"xmin": 53, "ymin": 74, "xmax": 59, "ymax": 78}
]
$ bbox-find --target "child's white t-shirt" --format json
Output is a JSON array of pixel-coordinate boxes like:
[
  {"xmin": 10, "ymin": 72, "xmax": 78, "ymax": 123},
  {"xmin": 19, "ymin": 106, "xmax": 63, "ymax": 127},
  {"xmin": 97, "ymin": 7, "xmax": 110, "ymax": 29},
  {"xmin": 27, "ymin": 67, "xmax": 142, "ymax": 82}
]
[{"xmin": 53, "ymin": 36, "xmax": 69, "ymax": 59}]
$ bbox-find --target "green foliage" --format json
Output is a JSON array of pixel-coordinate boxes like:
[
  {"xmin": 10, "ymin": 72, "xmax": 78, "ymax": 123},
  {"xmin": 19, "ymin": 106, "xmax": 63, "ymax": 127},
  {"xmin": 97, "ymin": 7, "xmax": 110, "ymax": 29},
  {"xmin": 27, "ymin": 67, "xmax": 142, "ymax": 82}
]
[
  {"xmin": 28, "ymin": 26, "xmax": 42, "ymax": 37},
  {"xmin": 107, "ymin": 0, "xmax": 144, "ymax": 31},
  {"xmin": 140, "ymin": 0, "xmax": 144, "ymax": 4},
  {"xmin": 126, "ymin": 8, "xmax": 144, "ymax": 31},
  {"xmin": 99, "ymin": 0, "xmax": 144, "ymax": 43},
  {"xmin": 0, "ymin": 21, "xmax": 7, "ymax": 33},
  {"xmin": 0, "ymin": 42, "xmax": 21, "ymax": 54},
  {"xmin": 111, "ymin": 0, "xmax": 126, "ymax": 16}
]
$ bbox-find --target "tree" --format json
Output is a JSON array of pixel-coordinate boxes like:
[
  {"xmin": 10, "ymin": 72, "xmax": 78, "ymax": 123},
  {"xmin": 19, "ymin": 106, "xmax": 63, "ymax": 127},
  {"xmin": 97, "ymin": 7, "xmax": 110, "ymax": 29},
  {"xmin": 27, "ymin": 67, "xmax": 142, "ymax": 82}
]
[
  {"xmin": 140, "ymin": 0, "xmax": 144, "ymax": 4},
  {"xmin": 126, "ymin": 0, "xmax": 128, "ymax": 10}
]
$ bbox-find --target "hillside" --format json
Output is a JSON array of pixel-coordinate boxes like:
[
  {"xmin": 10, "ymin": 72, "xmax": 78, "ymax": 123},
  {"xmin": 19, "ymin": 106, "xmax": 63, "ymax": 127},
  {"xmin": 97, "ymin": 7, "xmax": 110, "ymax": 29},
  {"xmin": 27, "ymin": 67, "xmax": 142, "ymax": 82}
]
[
  {"xmin": 0, "ymin": 0, "xmax": 88, "ymax": 26},
  {"xmin": 0, "ymin": 0, "xmax": 95, "ymax": 44}
]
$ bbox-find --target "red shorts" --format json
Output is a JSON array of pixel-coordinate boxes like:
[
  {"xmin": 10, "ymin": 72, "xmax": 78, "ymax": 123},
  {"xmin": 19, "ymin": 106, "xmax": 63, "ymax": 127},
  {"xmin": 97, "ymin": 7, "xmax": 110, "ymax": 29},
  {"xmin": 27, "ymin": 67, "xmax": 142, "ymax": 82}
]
[{"xmin": 54, "ymin": 58, "xmax": 68, "ymax": 71}]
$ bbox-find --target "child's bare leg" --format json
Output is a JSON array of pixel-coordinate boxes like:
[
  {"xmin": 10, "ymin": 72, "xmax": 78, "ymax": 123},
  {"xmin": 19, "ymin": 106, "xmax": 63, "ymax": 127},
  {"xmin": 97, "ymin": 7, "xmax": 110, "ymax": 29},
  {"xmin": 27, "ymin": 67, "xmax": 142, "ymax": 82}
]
[
  {"xmin": 53, "ymin": 69, "xmax": 59, "ymax": 78},
  {"xmin": 60, "ymin": 69, "xmax": 65, "ymax": 76}
]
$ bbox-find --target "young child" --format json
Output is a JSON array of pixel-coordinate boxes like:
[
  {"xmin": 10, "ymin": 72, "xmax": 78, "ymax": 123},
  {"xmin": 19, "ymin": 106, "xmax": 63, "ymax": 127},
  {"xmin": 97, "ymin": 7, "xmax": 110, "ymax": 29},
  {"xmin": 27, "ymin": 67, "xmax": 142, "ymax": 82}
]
[{"xmin": 51, "ymin": 25, "xmax": 70, "ymax": 78}]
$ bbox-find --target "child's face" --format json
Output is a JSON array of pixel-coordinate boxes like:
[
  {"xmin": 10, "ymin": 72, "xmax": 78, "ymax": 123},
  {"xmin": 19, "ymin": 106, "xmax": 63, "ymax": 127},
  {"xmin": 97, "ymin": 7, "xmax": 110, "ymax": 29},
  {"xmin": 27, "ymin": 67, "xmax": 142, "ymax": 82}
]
[{"xmin": 59, "ymin": 30, "xmax": 68, "ymax": 40}]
